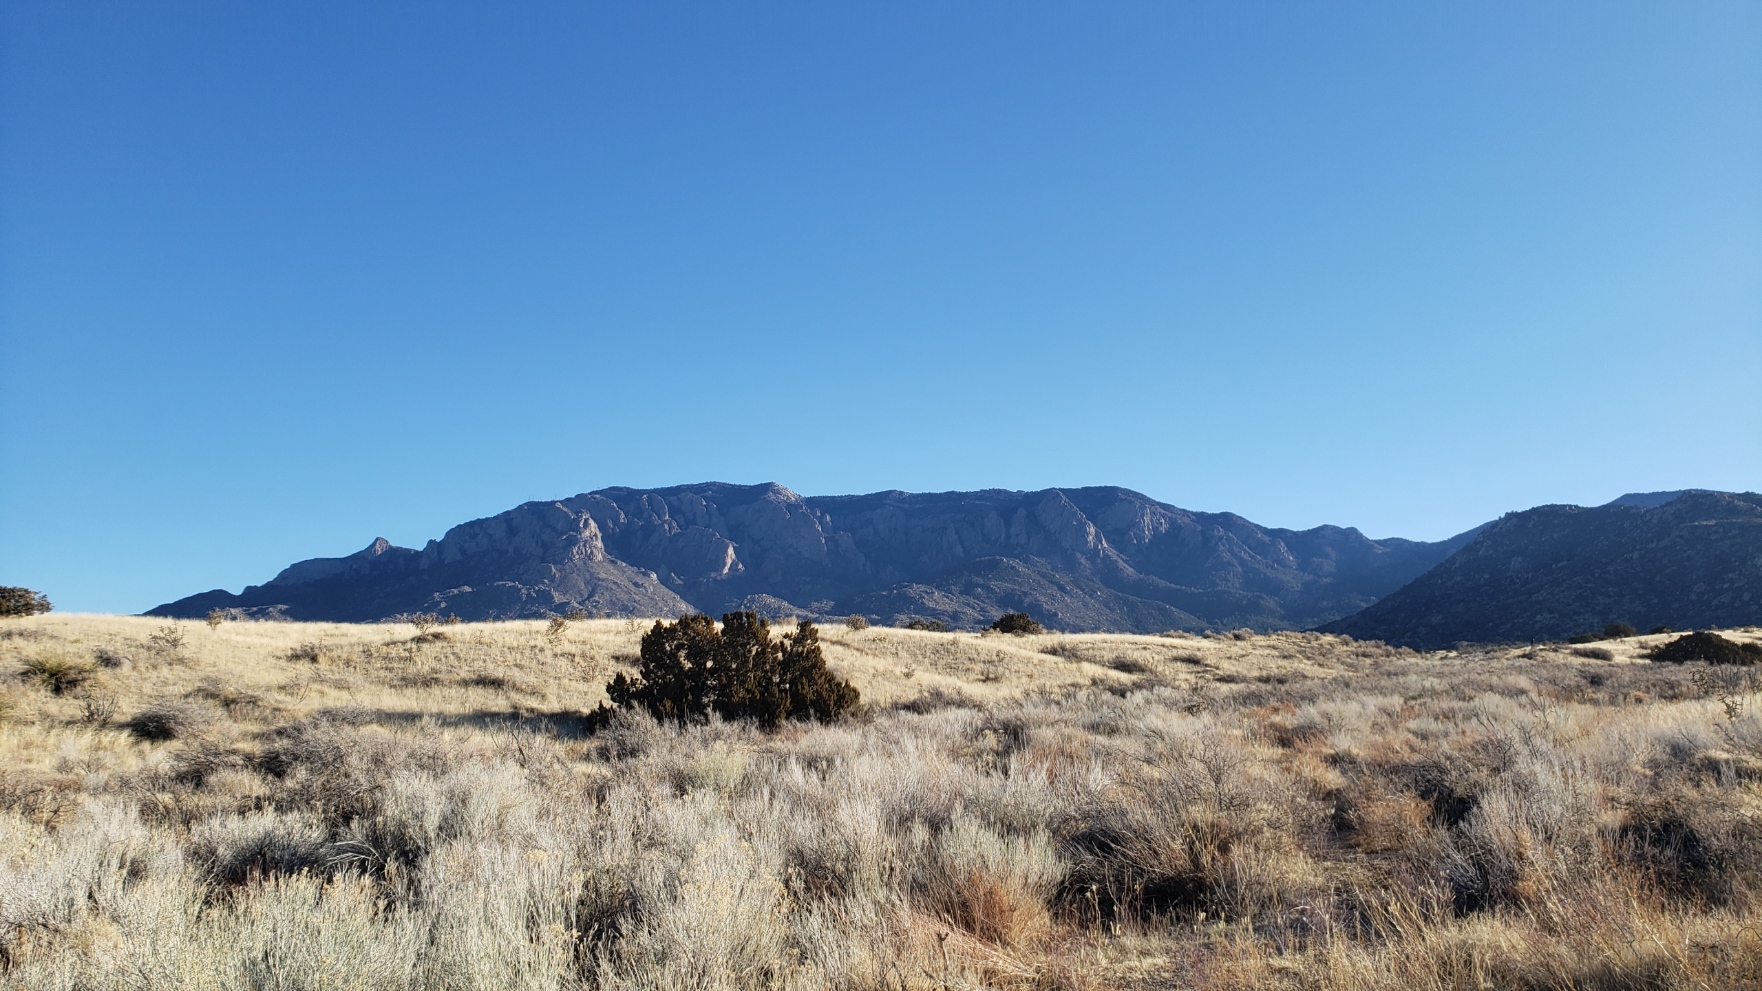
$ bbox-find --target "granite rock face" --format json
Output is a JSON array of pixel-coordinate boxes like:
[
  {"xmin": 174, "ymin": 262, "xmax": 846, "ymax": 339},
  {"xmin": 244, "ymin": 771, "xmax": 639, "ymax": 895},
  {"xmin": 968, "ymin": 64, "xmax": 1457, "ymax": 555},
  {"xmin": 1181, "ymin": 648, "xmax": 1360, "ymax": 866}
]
[
  {"xmin": 1320, "ymin": 491, "xmax": 1762, "ymax": 648},
  {"xmin": 149, "ymin": 482, "xmax": 1474, "ymax": 630}
]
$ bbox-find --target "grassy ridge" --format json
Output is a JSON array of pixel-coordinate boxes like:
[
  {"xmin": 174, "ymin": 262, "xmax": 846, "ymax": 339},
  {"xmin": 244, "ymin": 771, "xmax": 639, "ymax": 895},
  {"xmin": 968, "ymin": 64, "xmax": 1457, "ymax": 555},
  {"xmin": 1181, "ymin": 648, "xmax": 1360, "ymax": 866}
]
[{"xmin": 1, "ymin": 616, "xmax": 1760, "ymax": 988}]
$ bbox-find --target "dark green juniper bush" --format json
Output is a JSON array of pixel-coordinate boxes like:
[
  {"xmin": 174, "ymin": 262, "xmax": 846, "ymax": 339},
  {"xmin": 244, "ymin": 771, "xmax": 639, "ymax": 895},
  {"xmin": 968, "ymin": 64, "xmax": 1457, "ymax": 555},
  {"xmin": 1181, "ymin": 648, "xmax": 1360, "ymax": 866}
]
[
  {"xmin": 1569, "ymin": 622, "xmax": 1639, "ymax": 644},
  {"xmin": 600, "ymin": 612, "xmax": 858, "ymax": 728},
  {"xmin": 1648, "ymin": 631, "xmax": 1762, "ymax": 666},
  {"xmin": 0, "ymin": 586, "xmax": 51, "ymax": 618},
  {"xmin": 990, "ymin": 612, "xmax": 1043, "ymax": 635}
]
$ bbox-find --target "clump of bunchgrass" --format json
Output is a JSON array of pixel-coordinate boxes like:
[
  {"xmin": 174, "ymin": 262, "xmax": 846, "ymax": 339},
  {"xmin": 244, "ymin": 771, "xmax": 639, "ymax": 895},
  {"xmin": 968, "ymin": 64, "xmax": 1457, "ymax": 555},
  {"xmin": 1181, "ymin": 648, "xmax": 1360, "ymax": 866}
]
[{"xmin": 21, "ymin": 654, "xmax": 94, "ymax": 695}]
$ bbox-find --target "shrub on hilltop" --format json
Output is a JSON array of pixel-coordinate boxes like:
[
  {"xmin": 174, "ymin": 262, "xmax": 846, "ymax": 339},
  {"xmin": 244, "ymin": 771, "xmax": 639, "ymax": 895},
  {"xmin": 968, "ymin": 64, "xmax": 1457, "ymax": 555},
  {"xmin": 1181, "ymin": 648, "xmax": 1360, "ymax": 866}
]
[
  {"xmin": 990, "ymin": 612, "xmax": 1043, "ymax": 636},
  {"xmin": 1569, "ymin": 622, "xmax": 1638, "ymax": 644},
  {"xmin": 1647, "ymin": 631, "xmax": 1762, "ymax": 666},
  {"xmin": 0, "ymin": 586, "xmax": 51, "ymax": 618},
  {"xmin": 600, "ymin": 612, "xmax": 858, "ymax": 728}
]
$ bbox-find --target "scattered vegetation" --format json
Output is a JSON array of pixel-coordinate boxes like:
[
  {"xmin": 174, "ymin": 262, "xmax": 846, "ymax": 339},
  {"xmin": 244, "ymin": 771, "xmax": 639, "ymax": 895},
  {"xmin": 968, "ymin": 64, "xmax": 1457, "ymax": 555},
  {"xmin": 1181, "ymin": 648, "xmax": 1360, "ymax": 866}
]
[
  {"xmin": 0, "ymin": 614, "xmax": 1759, "ymax": 989},
  {"xmin": 0, "ymin": 586, "xmax": 51, "ymax": 618},
  {"xmin": 545, "ymin": 616, "xmax": 570, "ymax": 647},
  {"xmin": 1569, "ymin": 621, "xmax": 1639, "ymax": 643},
  {"xmin": 76, "ymin": 687, "xmax": 118, "ymax": 726},
  {"xmin": 287, "ymin": 641, "xmax": 326, "ymax": 663},
  {"xmin": 900, "ymin": 618, "xmax": 949, "ymax": 632},
  {"xmin": 602, "ymin": 613, "xmax": 859, "ymax": 728},
  {"xmin": 990, "ymin": 611, "xmax": 1043, "ymax": 635},
  {"xmin": 147, "ymin": 623, "xmax": 186, "ymax": 654},
  {"xmin": 844, "ymin": 613, "xmax": 870, "ymax": 631},
  {"xmin": 125, "ymin": 696, "xmax": 215, "ymax": 741},
  {"xmin": 206, "ymin": 609, "xmax": 225, "ymax": 630},
  {"xmin": 1649, "ymin": 630, "xmax": 1762, "ymax": 666}
]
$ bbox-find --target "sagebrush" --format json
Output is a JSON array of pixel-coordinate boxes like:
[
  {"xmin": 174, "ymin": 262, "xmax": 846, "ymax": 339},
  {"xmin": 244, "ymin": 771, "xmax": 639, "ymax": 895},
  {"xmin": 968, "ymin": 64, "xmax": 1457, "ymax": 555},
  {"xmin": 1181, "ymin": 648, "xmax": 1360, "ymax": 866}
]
[{"xmin": 0, "ymin": 615, "xmax": 1759, "ymax": 989}]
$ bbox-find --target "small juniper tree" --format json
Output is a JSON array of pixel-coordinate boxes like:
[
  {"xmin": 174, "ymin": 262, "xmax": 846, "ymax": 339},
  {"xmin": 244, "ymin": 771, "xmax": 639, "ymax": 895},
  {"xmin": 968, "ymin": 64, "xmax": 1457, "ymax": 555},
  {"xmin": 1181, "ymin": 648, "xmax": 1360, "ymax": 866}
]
[
  {"xmin": 603, "ymin": 612, "xmax": 858, "ymax": 728},
  {"xmin": 0, "ymin": 587, "xmax": 51, "ymax": 618},
  {"xmin": 777, "ymin": 620, "xmax": 859, "ymax": 723},
  {"xmin": 990, "ymin": 612, "xmax": 1043, "ymax": 635}
]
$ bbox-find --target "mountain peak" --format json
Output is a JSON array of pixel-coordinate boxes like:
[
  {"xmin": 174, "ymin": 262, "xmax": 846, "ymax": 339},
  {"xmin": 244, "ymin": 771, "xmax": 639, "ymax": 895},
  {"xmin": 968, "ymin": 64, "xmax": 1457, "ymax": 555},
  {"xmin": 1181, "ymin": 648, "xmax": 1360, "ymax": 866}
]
[
  {"xmin": 1323, "ymin": 490, "xmax": 1762, "ymax": 647},
  {"xmin": 1605, "ymin": 490, "xmax": 1699, "ymax": 509}
]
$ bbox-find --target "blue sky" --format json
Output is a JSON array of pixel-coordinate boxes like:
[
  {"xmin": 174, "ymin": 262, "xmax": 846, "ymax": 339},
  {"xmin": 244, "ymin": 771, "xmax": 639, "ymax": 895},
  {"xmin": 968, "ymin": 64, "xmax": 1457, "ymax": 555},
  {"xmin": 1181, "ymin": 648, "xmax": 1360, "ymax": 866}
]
[{"xmin": 3, "ymin": 1, "xmax": 1758, "ymax": 614}]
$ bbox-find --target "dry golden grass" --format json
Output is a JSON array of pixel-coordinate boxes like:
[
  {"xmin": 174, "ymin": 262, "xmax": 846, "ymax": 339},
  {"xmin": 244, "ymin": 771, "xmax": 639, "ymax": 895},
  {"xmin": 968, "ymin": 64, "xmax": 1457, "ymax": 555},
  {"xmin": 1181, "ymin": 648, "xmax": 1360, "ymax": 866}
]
[{"xmin": 1, "ymin": 613, "xmax": 1760, "ymax": 989}]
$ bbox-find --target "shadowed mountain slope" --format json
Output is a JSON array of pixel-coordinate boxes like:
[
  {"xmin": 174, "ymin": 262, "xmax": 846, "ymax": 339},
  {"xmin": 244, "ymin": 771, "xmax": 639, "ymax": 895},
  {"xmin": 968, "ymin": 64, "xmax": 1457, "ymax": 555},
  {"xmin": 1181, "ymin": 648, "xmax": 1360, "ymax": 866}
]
[
  {"xmin": 148, "ymin": 483, "xmax": 1472, "ymax": 631},
  {"xmin": 1319, "ymin": 490, "xmax": 1762, "ymax": 648}
]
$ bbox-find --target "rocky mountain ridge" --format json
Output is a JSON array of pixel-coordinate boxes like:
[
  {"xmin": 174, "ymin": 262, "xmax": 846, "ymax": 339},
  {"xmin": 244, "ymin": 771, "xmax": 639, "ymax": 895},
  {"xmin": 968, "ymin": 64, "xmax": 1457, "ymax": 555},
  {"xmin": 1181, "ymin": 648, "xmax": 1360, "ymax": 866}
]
[
  {"xmin": 1321, "ymin": 490, "xmax": 1762, "ymax": 648},
  {"xmin": 149, "ymin": 482, "xmax": 1475, "ymax": 632}
]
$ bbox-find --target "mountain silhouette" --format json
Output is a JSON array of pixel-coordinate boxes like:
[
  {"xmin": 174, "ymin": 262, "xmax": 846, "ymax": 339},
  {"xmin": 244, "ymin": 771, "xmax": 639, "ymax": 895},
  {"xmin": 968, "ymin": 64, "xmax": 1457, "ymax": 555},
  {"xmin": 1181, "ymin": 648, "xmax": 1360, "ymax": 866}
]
[
  {"xmin": 1320, "ymin": 490, "xmax": 1762, "ymax": 648},
  {"xmin": 149, "ymin": 482, "xmax": 1473, "ymax": 631}
]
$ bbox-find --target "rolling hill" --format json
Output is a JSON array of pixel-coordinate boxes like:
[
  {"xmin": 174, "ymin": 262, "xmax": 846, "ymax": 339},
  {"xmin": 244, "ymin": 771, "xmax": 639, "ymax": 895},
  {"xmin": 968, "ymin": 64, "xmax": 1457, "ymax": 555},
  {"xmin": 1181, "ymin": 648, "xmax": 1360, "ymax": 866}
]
[{"xmin": 1320, "ymin": 490, "xmax": 1762, "ymax": 647}]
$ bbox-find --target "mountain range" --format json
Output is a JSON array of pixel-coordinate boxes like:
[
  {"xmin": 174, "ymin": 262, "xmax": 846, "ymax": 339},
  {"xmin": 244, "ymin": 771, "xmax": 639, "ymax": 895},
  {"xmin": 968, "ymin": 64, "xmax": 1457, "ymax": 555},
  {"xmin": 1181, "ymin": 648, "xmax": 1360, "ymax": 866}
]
[
  {"xmin": 148, "ymin": 483, "xmax": 1762, "ymax": 644},
  {"xmin": 149, "ymin": 483, "xmax": 1478, "ymax": 632}
]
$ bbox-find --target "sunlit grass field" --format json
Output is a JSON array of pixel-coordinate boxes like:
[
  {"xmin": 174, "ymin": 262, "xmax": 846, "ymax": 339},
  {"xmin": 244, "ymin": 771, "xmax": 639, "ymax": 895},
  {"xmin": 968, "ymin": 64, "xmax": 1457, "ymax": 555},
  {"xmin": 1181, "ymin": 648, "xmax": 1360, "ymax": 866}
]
[{"xmin": 2, "ymin": 613, "xmax": 1760, "ymax": 989}]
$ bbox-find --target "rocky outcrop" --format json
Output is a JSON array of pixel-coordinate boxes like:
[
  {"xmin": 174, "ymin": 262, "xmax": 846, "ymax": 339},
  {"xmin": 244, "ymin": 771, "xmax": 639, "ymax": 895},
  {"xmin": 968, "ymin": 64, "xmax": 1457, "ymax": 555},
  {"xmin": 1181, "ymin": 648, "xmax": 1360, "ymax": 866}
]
[
  {"xmin": 156, "ymin": 500, "xmax": 693, "ymax": 623},
  {"xmin": 1319, "ymin": 491, "xmax": 1762, "ymax": 648},
  {"xmin": 148, "ymin": 482, "xmax": 1473, "ymax": 630}
]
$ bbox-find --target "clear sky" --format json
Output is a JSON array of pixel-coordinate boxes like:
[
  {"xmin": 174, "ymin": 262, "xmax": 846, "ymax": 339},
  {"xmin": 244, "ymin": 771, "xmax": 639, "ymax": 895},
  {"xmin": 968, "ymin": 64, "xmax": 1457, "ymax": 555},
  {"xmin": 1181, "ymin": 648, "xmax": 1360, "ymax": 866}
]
[{"xmin": 2, "ymin": 2, "xmax": 1758, "ymax": 614}]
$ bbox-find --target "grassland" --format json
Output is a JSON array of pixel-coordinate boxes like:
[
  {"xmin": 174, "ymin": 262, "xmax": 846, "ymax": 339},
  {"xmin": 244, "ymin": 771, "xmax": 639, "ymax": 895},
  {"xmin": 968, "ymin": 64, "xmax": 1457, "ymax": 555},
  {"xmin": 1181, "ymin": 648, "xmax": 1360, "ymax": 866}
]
[{"xmin": 1, "ymin": 614, "xmax": 1760, "ymax": 989}]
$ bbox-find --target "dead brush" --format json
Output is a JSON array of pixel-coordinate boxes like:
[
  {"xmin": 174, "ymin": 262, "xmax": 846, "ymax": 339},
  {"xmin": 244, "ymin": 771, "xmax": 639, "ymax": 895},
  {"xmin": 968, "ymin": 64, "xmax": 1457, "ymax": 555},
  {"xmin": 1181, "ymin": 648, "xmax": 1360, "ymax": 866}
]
[
  {"xmin": 0, "ymin": 769, "xmax": 74, "ymax": 827},
  {"xmin": 187, "ymin": 808, "xmax": 332, "ymax": 887},
  {"xmin": 76, "ymin": 687, "xmax": 119, "ymax": 726},
  {"xmin": 190, "ymin": 679, "xmax": 269, "ymax": 719},
  {"xmin": 1057, "ymin": 728, "xmax": 1323, "ymax": 925},
  {"xmin": 919, "ymin": 813, "xmax": 1063, "ymax": 949},
  {"xmin": 287, "ymin": 641, "xmax": 328, "ymax": 663},
  {"xmin": 147, "ymin": 623, "xmax": 187, "ymax": 655},
  {"xmin": 125, "ymin": 697, "xmax": 216, "ymax": 741}
]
